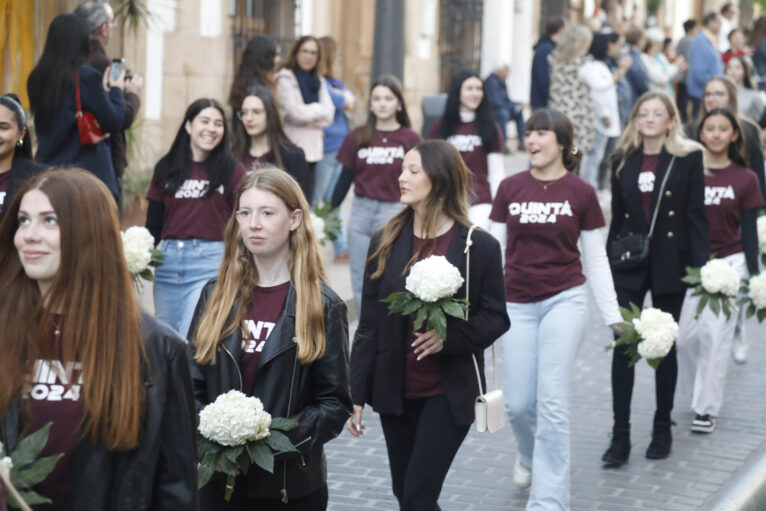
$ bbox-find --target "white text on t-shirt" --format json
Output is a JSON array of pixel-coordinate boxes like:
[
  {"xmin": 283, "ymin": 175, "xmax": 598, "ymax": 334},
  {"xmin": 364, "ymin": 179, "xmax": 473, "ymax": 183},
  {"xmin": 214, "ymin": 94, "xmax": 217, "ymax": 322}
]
[
  {"xmin": 28, "ymin": 360, "xmax": 83, "ymax": 402},
  {"xmin": 508, "ymin": 201, "xmax": 574, "ymax": 224},
  {"xmin": 357, "ymin": 146, "xmax": 405, "ymax": 165},
  {"xmin": 638, "ymin": 172, "xmax": 655, "ymax": 193},
  {"xmin": 705, "ymin": 185, "xmax": 736, "ymax": 205},
  {"xmin": 174, "ymin": 179, "xmax": 225, "ymax": 199},
  {"xmin": 447, "ymin": 134, "xmax": 482, "ymax": 153},
  {"xmin": 243, "ymin": 319, "xmax": 276, "ymax": 353}
]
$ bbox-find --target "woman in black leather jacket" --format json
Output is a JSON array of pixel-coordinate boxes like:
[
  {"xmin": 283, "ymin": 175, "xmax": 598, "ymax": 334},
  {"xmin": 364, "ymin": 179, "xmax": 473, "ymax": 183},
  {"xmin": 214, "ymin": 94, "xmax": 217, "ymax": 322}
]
[
  {"xmin": 190, "ymin": 167, "xmax": 351, "ymax": 510},
  {"xmin": 0, "ymin": 169, "xmax": 198, "ymax": 510}
]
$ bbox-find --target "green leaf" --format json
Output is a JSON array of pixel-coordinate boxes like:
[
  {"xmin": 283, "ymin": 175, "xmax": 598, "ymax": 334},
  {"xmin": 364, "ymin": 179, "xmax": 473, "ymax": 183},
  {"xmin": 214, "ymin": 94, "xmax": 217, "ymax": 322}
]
[
  {"xmin": 429, "ymin": 306, "xmax": 448, "ymax": 341},
  {"xmin": 251, "ymin": 443, "xmax": 274, "ymax": 473},
  {"xmin": 747, "ymin": 304, "xmax": 756, "ymax": 319},
  {"xmin": 219, "ymin": 453, "xmax": 237, "ymax": 474},
  {"xmin": 441, "ymin": 299, "xmax": 467, "ymax": 319},
  {"xmin": 696, "ymin": 294, "xmax": 709, "ymax": 318},
  {"xmin": 237, "ymin": 452, "xmax": 251, "ymax": 475},
  {"xmin": 709, "ymin": 296, "xmax": 721, "ymax": 317},
  {"xmin": 197, "ymin": 436, "xmax": 213, "ymax": 459},
  {"xmin": 264, "ymin": 431, "xmax": 299, "ymax": 453},
  {"xmin": 223, "ymin": 445, "xmax": 244, "ymax": 465},
  {"xmin": 400, "ymin": 299, "xmax": 423, "ymax": 316},
  {"xmin": 758, "ymin": 308, "xmax": 766, "ymax": 323},
  {"xmin": 619, "ymin": 306, "xmax": 634, "ymax": 322},
  {"xmin": 139, "ymin": 268, "xmax": 155, "ymax": 281},
  {"xmin": 9, "ymin": 489, "xmax": 52, "ymax": 506},
  {"xmin": 629, "ymin": 302, "xmax": 642, "ymax": 316},
  {"xmin": 722, "ymin": 300, "xmax": 732, "ymax": 320},
  {"xmin": 13, "ymin": 453, "xmax": 63, "ymax": 488},
  {"xmin": 413, "ymin": 306, "xmax": 429, "ymax": 332},
  {"xmin": 269, "ymin": 417, "xmax": 299, "ymax": 431},
  {"xmin": 380, "ymin": 291, "xmax": 410, "ymax": 304},
  {"xmin": 11, "ymin": 422, "xmax": 53, "ymax": 469},
  {"xmin": 197, "ymin": 462, "xmax": 215, "ymax": 489},
  {"xmin": 646, "ymin": 358, "xmax": 662, "ymax": 370}
]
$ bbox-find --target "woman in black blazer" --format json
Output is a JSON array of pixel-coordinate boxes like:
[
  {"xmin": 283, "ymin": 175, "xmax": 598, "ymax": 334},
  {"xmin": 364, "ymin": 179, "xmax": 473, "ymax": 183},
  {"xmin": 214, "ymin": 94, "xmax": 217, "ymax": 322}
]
[
  {"xmin": 347, "ymin": 140, "xmax": 509, "ymax": 510},
  {"xmin": 603, "ymin": 92, "xmax": 709, "ymax": 466}
]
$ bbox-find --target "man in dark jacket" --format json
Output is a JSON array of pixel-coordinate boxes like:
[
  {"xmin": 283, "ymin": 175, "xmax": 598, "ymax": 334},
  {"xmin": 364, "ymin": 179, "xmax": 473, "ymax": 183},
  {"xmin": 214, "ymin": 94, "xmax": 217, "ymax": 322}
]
[
  {"xmin": 484, "ymin": 65, "xmax": 525, "ymax": 150},
  {"xmin": 620, "ymin": 25, "xmax": 650, "ymax": 127},
  {"xmin": 74, "ymin": 0, "xmax": 143, "ymax": 213},
  {"xmin": 530, "ymin": 18, "xmax": 564, "ymax": 111}
]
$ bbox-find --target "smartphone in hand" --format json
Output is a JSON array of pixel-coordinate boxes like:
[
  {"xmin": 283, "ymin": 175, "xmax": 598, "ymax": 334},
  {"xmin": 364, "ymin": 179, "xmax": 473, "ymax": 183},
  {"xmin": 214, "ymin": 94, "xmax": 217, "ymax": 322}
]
[{"xmin": 109, "ymin": 58, "xmax": 124, "ymax": 83}]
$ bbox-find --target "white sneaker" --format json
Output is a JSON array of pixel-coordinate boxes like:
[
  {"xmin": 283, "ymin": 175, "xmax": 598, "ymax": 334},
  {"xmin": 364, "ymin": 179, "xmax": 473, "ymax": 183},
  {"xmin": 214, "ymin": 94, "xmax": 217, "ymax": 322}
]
[{"xmin": 513, "ymin": 456, "xmax": 532, "ymax": 488}]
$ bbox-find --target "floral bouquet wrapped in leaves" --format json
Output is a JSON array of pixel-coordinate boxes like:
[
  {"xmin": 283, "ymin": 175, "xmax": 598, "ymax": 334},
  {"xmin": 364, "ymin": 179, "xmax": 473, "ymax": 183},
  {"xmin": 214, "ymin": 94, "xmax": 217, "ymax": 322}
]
[
  {"xmin": 197, "ymin": 390, "xmax": 299, "ymax": 501},
  {"xmin": 121, "ymin": 226, "xmax": 163, "ymax": 291},
  {"xmin": 737, "ymin": 273, "xmax": 766, "ymax": 323},
  {"xmin": 310, "ymin": 203, "xmax": 342, "ymax": 244},
  {"xmin": 380, "ymin": 255, "xmax": 468, "ymax": 340},
  {"xmin": 0, "ymin": 423, "xmax": 63, "ymax": 510},
  {"xmin": 681, "ymin": 258, "xmax": 740, "ymax": 319},
  {"xmin": 606, "ymin": 304, "xmax": 679, "ymax": 369}
]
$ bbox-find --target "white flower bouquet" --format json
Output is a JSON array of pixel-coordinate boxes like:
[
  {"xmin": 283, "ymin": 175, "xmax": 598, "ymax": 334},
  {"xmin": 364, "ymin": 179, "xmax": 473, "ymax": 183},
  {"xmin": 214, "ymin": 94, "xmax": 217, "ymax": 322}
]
[
  {"xmin": 197, "ymin": 390, "xmax": 299, "ymax": 501},
  {"xmin": 681, "ymin": 258, "xmax": 740, "ymax": 319},
  {"xmin": 606, "ymin": 304, "xmax": 679, "ymax": 369},
  {"xmin": 380, "ymin": 255, "xmax": 468, "ymax": 340},
  {"xmin": 0, "ymin": 423, "xmax": 63, "ymax": 510},
  {"xmin": 121, "ymin": 226, "xmax": 163, "ymax": 291},
  {"xmin": 310, "ymin": 203, "xmax": 342, "ymax": 244},
  {"xmin": 736, "ymin": 272, "xmax": 766, "ymax": 323}
]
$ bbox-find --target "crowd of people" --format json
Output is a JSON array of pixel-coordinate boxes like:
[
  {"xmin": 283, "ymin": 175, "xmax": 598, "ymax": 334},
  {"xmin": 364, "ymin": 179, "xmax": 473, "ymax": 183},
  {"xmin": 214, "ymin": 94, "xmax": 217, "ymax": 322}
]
[{"xmin": 1, "ymin": 0, "xmax": 765, "ymax": 510}]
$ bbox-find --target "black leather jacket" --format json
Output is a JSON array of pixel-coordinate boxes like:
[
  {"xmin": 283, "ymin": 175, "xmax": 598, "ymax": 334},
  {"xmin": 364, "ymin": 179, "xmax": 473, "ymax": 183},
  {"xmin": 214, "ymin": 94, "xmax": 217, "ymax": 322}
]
[
  {"xmin": 0, "ymin": 313, "xmax": 198, "ymax": 510},
  {"xmin": 189, "ymin": 279, "xmax": 352, "ymax": 502}
]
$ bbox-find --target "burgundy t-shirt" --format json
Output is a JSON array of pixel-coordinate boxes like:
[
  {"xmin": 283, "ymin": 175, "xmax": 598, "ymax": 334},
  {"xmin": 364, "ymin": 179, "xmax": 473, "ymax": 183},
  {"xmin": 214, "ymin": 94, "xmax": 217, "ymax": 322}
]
[
  {"xmin": 241, "ymin": 153, "xmax": 269, "ymax": 172},
  {"xmin": 490, "ymin": 171, "xmax": 605, "ymax": 303},
  {"xmin": 336, "ymin": 127, "xmax": 422, "ymax": 202},
  {"xmin": 0, "ymin": 171, "xmax": 10, "ymax": 217},
  {"xmin": 638, "ymin": 153, "xmax": 660, "ymax": 224},
  {"xmin": 429, "ymin": 119, "xmax": 504, "ymax": 205},
  {"xmin": 241, "ymin": 282, "xmax": 290, "ymax": 394},
  {"xmin": 20, "ymin": 324, "xmax": 84, "ymax": 510},
  {"xmin": 147, "ymin": 162, "xmax": 246, "ymax": 241},
  {"xmin": 704, "ymin": 163, "xmax": 765, "ymax": 257},
  {"xmin": 403, "ymin": 224, "xmax": 455, "ymax": 399}
]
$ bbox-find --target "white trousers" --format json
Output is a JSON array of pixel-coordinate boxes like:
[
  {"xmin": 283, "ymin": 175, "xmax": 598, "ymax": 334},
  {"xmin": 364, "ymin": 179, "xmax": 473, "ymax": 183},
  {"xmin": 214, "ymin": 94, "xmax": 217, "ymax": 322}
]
[{"xmin": 677, "ymin": 252, "xmax": 746, "ymax": 416}]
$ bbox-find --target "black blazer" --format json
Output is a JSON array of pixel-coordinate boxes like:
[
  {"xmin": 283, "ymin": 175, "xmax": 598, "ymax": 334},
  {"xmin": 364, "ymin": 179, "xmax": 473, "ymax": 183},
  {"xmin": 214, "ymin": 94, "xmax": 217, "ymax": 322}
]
[
  {"xmin": 268, "ymin": 144, "xmax": 313, "ymax": 202},
  {"xmin": 1, "ymin": 155, "xmax": 48, "ymax": 220},
  {"xmin": 607, "ymin": 148, "xmax": 710, "ymax": 294},
  {"xmin": 350, "ymin": 220, "xmax": 510, "ymax": 427}
]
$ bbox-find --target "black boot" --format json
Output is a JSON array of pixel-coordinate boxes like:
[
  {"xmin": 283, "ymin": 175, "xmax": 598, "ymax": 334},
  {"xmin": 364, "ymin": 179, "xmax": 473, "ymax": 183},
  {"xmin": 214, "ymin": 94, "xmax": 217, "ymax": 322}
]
[
  {"xmin": 646, "ymin": 420, "xmax": 673, "ymax": 459},
  {"xmin": 602, "ymin": 426, "xmax": 631, "ymax": 467}
]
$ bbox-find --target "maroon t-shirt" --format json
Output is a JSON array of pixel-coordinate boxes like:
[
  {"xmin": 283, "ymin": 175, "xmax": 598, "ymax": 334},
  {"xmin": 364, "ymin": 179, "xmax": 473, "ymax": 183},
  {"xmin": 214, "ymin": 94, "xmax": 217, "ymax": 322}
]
[
  {"xmin": 403, "ymin": 224, "xmax": 455, "ymax": 399},
  {"xmin": 241, "ymin": 153, "xmax": 269, "ymax": 172},
  {"xmin": 20, "ymin": 324, "xmax": 84, "ymax": 510},
  {"xmin": 704, "ymin": 163, "xmax": 765, "ymax": 257},
  {"xmin": 429, "ymin": 118, "xmax": 504, "ymax": 205},
  {"xmin": 241, "ymin": 282, "xmax": 290, "ymax": 394},
  {"xmin": 336, "ymin": 127, "xmax": 422, "ymax": 202},
  {"xmin": 0, "ymin": 171, "xmax": 10, "ymax": 217},
  {"xmin": 490, "ymin": 171, "xmax": 605, "ymax": 303},
  {"xmin": 638, "ymin": 153, "xmax": 660, "ymax": 224},
  {"xmin": 147, "ymin": 162, "xmax": 246, "ymax": 241}
]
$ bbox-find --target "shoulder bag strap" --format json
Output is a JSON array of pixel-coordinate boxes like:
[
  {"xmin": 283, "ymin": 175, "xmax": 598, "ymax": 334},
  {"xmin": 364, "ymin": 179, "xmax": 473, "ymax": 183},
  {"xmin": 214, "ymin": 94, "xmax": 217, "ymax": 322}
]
[
  {"xmin": 75, "ymin": 70, "xmax": 83, "ymax": 117},
  {"xmin": 647, "ymin": 156, "xmax": 675, "ymax": 238}
]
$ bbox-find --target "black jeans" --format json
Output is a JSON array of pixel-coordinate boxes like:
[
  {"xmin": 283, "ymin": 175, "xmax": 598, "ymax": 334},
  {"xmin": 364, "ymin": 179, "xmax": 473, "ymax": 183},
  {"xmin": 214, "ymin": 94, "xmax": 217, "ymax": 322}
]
[
  {"xmin": 380, "ymin": 394, "xmax": 469, "ymax": 511},
  {"xmin": 612, "ymin": 281, "xmax": 685, "ymax": 428},
  {"xmin": 199, "ymin": 473, "xmax": 328, "ymax": 511}
]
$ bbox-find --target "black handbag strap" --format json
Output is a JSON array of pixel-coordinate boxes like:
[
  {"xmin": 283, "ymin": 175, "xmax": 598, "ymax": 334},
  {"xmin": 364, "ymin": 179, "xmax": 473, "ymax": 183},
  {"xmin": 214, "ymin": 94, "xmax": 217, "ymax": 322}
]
[{"xmin": 647, "ymin": 156, "xmax": 675, "ymax": 238}]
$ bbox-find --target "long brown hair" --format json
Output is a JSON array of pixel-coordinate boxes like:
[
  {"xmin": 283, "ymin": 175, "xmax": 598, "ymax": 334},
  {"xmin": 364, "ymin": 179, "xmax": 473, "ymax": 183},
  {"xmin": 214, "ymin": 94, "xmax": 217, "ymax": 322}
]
[
  {"xmin": 282, "ymin": 35, "xmax": 323, "ymax": 74},
  {"xmin": 0, "ymin": 169, "xmax": 146, "ymax": 450},
  {"xmin": 368, "ymin": 140, "xmax": 471, "ymax": 279},
  {"xmin": 228, "ymin": 35, "xmax": 278, "ymax": 111},
  {"xmin": 231, "ymin": 85, "xmax": 292, "ymax": 169},
  {"xmin": 193, "ymin": 167, "xmax": 328, "ymax": 365},
  {"xmin": 355, "ymin": 74, "xmax": 412, "ymax": 147}
]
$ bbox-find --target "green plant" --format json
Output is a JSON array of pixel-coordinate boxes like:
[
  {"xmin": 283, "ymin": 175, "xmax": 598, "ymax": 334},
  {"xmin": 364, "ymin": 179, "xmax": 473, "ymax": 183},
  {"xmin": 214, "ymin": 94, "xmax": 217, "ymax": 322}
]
[{"xmin": 114, "ymin": 0, "xmax": 151, "ymax": 35}]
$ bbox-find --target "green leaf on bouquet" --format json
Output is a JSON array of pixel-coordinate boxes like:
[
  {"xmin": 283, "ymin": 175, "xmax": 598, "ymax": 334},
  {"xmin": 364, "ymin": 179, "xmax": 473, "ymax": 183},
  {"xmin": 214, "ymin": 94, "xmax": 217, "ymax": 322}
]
[
  {"xmin": 270, "ymin": 417, "xmax": 299, "ymax": 431},
  {"xmin": 139, "ymin": 268, "xmax": 155, "ymax": 281},
  {"xmin": 746, "ymin": 303, "xmax": 756, "ymax": 319},
  {"xmin": 400, "ymin": 298, "xmax": 424, "ymax": 316},
  {"xmin": 238, "ymin": 453, "xmax": 251, "ymax": 475},
  {"xmin": 265, "ymin": 430, "xmax": 299, "ymax": 453},
  {"xmin": 695, "ymin": 294, "xmax": 709, "ymax": 318},
  {"xmin": 690, "ymin": 285, "xmax": 704, "ymax": 298},
  {"xmin": 681, "ymin": 266, "xmax": 701, "ymax": 285},
  {"xmin": 721, "ymin": 299, "xmax": 732, "ymax": 320},
  {"xmin": 761, "ymin": 253, "xmax": 766, "ymax": 267},
  {"xmin": 11, "ymin": 422, "xmax": 53, "ymax": 470},
  {"xmin": 197, "ymin": 436, "xmax": 214, "ymax": 459},
  {"xmin": 709, "ymin": 296, "xmax": 721, "ymax": 317},
  {"xmin": 629, "ymin": 302, "xmax": 642, "ymax": 316},
  {"xmin": 251, "ymin": 442, "xmax": 274, "ymax": 473},
  {"xmin": 14, "ymin": 453, "xmax": 63, "ymax": 488},
  {"xmin": 380, "ymin": 291, "xmax": 409, "ymax": 304},
  {"xmin": 441, "ymin": 299, "xmax": 467, "ymax": 319},
  {"xmin": 223, "ymin": 445, "xmax": 244, "ymax": 465},
  {"xmin": 646, "ymin": 357, "xmax": 662, "ymax": 370},
  {"xmin": 413, "ymin": 306, "xmax": 429, "ymax": 332},
  {"xmin": 197, "ymin": 451, "xmax": 218, "ymax": 488},
  {"xmin": 736, "ymin": 296, "xmax": 749, "ymax": 306},
  {"xmin": 758, "ymin": 308, "xmax": 766, "ymax": 323},
  {"xmin": 10, "ymin": 490, "xmax": 53, "ymax": 506},
  {"xmin": 429, "ymin": 306, "xmax": 448, "ymax": 340}
]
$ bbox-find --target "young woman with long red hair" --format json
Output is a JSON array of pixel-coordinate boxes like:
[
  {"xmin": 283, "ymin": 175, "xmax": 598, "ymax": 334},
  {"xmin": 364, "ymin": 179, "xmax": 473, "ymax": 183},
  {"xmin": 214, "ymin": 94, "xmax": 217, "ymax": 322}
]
[{"xmin": 0, "ymin": 169, "xmax": 197, "ymax": 509}]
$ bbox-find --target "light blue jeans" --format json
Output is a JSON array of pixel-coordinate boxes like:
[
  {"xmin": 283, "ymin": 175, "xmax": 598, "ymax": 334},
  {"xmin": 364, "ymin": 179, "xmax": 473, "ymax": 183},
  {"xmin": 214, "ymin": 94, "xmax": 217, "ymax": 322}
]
[
  {"xmin": 502, "ymin": 285, "xmax": 587, "ymax": 511},
  {"xmin": 581, "ymin": 130, "xmax": 608, "ymax": 190},
  {"xmin": 314, "ymin": 150, "xmax": 348, "ymax": 256},
  {"xmin": 153, "ymin": 239, "xmax": 224, "ymax": 339},
  {"xmin": 348, "ymin": 195, "xmax": 404, "ymax": 312}
]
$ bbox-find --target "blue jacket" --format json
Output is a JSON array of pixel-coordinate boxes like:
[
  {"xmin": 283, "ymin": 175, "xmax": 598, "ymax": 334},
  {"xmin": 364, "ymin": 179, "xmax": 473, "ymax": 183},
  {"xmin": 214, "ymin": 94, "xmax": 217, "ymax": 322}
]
[
  {"xmin": 625, "ymin": 47, "xmax": 649, "ymax": 104},
  {"xmin": 484, "ymin": 73, "xmax": 515, "ymax": 111},
  {"xmin": 530, "ymin": 38, "xmax": 556, "ymax": 110},
  {"xmin": 35, "ymin": 65, "xmax": 125, "ymax": 200},
  {"xmin": 322, "ymin": 77, "xmax": 351, "ymax": 153},
  {"xmin": 686, "ymin": 32, "xmax": 724, "ymax": 99}
]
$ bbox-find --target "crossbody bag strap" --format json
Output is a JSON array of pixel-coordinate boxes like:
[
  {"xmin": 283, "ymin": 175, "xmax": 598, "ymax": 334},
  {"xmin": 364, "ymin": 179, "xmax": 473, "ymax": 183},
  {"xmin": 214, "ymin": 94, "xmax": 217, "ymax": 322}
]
[
  {"xmin": 647, "ymin": 156, "xmax": 675, "ymax": 238},
  {"xmin": 75, "ymin": 70, "xmax": 83, "ymax": 117}
]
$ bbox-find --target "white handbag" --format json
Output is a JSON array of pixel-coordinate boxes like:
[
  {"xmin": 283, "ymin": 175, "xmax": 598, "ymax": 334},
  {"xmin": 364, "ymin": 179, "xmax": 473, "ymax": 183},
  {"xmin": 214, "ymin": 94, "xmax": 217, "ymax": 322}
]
[{"xmin": 465, "ymin": 225, "xmax": 505, "ymax": 434}]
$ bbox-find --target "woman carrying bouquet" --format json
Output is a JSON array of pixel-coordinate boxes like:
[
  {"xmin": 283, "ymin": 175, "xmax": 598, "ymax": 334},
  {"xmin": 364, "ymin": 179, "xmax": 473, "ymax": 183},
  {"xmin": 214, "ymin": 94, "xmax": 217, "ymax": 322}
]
[
  {"xmin": 0, "ymin": 169, "xmax": 197, "ymax": 509},
  {"xmin": 489, "ymin": 109, "xmax": 621, "ymax": 509},
  {"xmin": 677, "ymin": 108, "xmax": 764, "ymax": 434},
  {"xmin": 146, "ymin": 98, "xmax": 246, "ymax": 339},
  {"xmin": 190, "ymin": 167, "xmax": 352, "ymax": 510},
  {"xmin": 330, "ymin": 74, "xmax": 422, "ymax": 312},
  {"xmin": 346, "ymin": 140, "xmax": 509, "ymax": 509},
  {"xmin": 429, "ymin": 70, "xmax": 505, "ymax": 229},
  {"xmin": 604, "ymin": 92, "xmax": 709, "ymax": 466}
]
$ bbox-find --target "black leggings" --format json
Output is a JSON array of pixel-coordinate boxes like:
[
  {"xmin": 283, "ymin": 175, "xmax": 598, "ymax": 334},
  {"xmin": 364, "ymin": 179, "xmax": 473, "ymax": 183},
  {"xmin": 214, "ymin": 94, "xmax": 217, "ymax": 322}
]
[
  {"xmin": 611, "ymin": 285, "xmax": 685, "ymax": 428},
  {"xmin": 380, "ymin": 394, "xmax": 469, "ymax": 511},
  {"xmin": 199, "ymin": 473, "xmax": 328, "ymax": 511}
]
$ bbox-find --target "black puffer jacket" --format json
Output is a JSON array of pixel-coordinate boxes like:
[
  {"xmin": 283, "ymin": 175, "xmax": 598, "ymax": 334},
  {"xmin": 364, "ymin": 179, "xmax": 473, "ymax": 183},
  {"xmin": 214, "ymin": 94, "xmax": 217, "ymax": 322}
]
[
  {"xmin": 189, "ymin": 280, "xmax": 352, "ymax": 502},
  {"xmin": 0, "ymin": 313, "xmax": 198, "ymax": 510}
]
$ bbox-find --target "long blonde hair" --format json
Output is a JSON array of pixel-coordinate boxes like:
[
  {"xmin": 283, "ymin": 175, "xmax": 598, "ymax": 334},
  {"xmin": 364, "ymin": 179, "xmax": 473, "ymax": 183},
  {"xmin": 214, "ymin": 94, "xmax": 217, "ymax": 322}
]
[
  {"xmin": 615, "ymin": 91, "xmax": 704, "ymax": 174},
  {"xmin": 193, "ymin": 167, "xmax": 328, "ymax": 365},
  {"xmin": 553, "ymin": 25, "xmax": 593, "ymax": 63}
]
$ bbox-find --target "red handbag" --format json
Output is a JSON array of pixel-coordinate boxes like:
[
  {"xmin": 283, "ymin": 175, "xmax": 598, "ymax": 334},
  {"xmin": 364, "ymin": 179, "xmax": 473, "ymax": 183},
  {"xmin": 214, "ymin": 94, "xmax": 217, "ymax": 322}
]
[{"xmin": 75, "ymin": 71, "xmax": 107, "ymax": 145}]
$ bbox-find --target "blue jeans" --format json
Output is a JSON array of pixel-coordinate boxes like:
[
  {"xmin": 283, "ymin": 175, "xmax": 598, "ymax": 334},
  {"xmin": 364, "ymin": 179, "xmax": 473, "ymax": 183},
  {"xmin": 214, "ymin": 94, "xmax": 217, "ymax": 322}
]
[
  {"xmin": 494, "ymin": 105, "xmax": 525, "ymax": 144},
  {"xmin": 581, "ymin": 130, "xmax": 608, "ymax": 190},
  {"xmin": 153, "ymin": 239, "xmax": 224, "ymax": 339},
  {"xmin": 315, "ymin": 151, "xmax": 348, "ymax": 256},
  {"xmin": 348, "ymin": 196, "xmax": 403, "ymax": 312},
  {"xmin": 502, "ymin": 285, "xmax": 587, "ymax": 511}
]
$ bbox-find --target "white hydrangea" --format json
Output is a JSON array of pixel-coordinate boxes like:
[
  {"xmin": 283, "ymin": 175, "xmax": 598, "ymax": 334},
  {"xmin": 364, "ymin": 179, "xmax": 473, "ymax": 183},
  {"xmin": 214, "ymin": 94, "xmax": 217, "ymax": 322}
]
[
  {"xmin": 748, "ymin": 273, "xmax": 766, "ymax": 309},
  {"xmin": 0, "ymin": 441, "xmax": 12, "ymax": 481},
  {"xmin": 309, "ymin": 212, "xmax": 326, "ymax": 241},
  {"xmin": 758, "ymin": 216, "xmax": 766, "ymax": 254},
  {"xmin": 405, "ymin": 255, "xmax": 464, "ymax": 303},
  {"xmin": 633, "ymin": 307, "xmax": 679, "ymax": 360},
  {"xmin": 121, "ymin": 226, "xmax": 155, "ymax": 274},
  {"xmin": 198, "ymin": 390, "xmax": 271, "ymax": 446},
  {"xmin": 700, "ymin": 259, "xmax": 740, "ymax": 296}
]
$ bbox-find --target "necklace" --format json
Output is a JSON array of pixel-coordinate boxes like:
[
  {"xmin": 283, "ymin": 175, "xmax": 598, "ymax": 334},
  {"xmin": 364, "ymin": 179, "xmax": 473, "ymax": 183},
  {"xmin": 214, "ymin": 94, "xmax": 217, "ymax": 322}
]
[{"xmin": 530, "ymin": 168, "xmax": 567, "ymax": 190}]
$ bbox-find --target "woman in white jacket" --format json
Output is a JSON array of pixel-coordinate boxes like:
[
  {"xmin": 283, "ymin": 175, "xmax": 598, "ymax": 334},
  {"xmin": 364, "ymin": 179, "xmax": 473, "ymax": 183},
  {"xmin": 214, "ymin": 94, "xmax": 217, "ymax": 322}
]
[
  {"xmin": 642, "ymin": 28, "xmax": 686, "ymax": 99},
  {"xmin": 579, "ymin": 33, "xmax": 630, "ymax": 190}
]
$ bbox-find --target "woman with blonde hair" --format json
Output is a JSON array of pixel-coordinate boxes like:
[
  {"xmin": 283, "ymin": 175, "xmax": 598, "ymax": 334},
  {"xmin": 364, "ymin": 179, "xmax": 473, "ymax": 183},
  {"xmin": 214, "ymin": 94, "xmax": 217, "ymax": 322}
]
[
  {"xmin": 0, "ymin": 169, "xmax": 197, "ymax": 509},
  {"xmin": 191, "ymin": 167, "xmax": 352, "ymax": 510},
  {"xmin": 548, "ymin": 24, "xmax": 596, "ymax": 157},
  {"xmin": 603, "ymin": 92, "xmax": 709, "ymax": 466}
]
